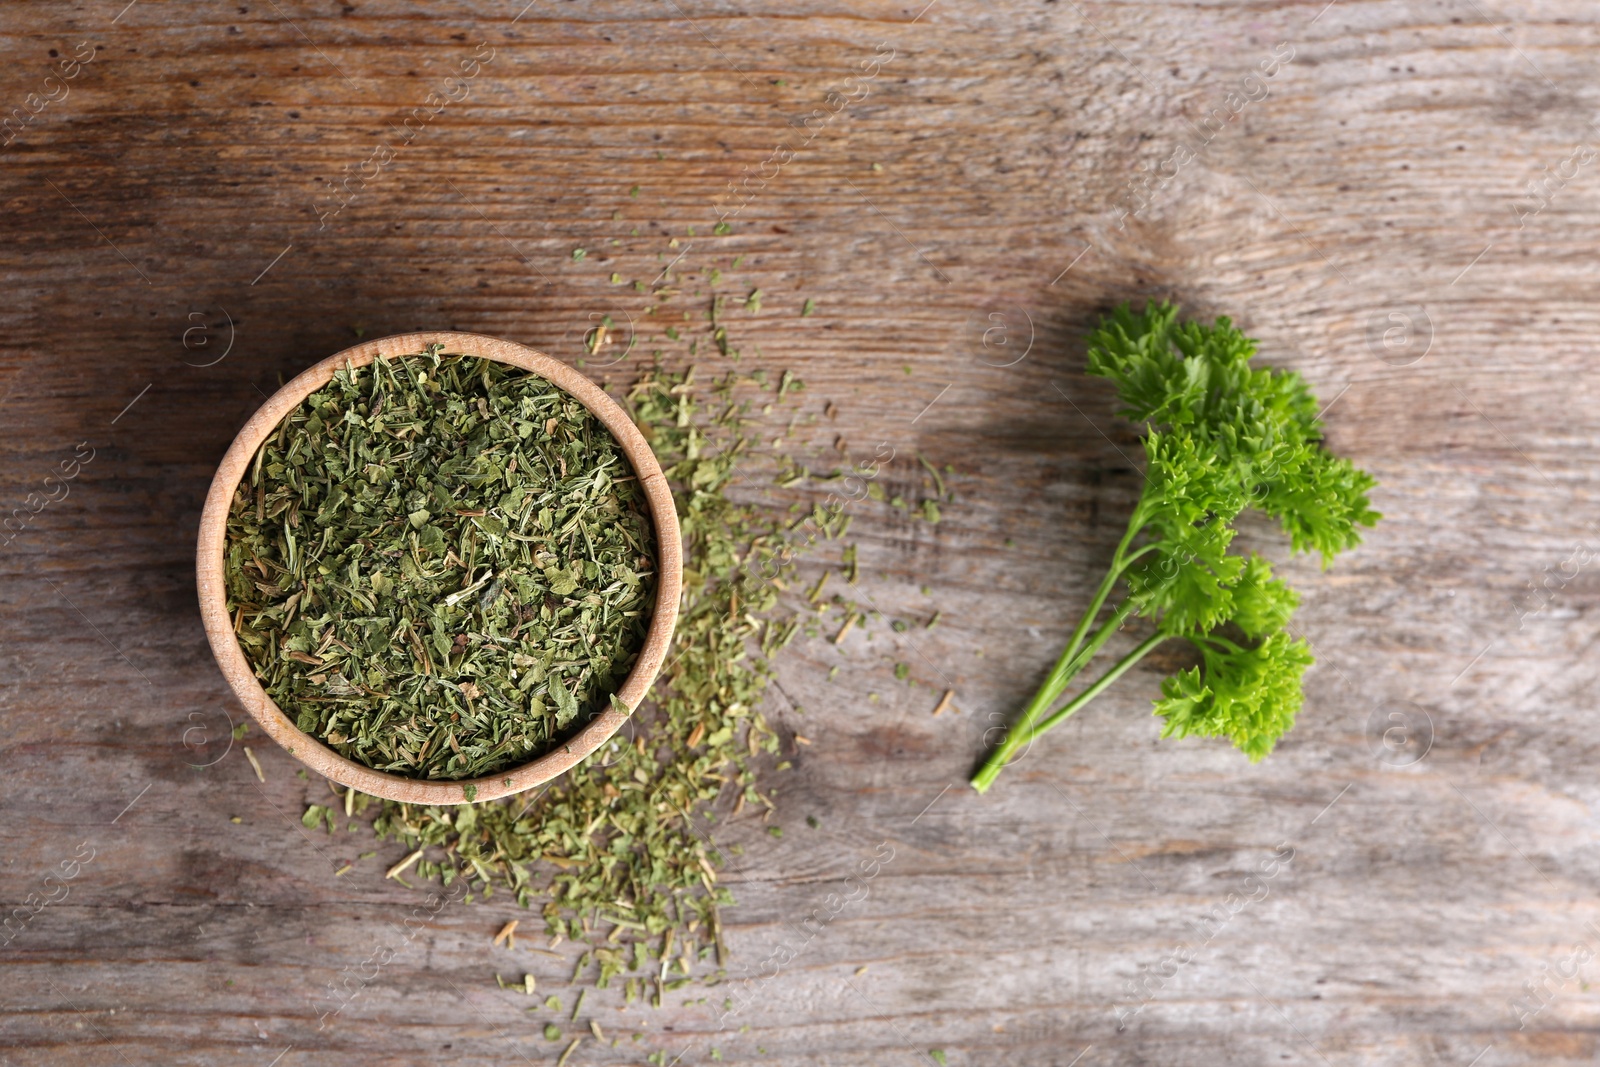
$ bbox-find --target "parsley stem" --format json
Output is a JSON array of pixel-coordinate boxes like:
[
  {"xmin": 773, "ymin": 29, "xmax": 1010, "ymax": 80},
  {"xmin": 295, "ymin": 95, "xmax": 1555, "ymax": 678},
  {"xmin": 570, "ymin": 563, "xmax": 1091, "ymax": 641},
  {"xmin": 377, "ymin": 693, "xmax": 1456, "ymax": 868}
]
[
  {"xmin": 1045, "ymin": 512, "xmax": 1152, "ymax": 694},
  {"xmin": 969, "ymin": 507, "xmax": 1158, "ymax": 793},
  {"xmin": 1024, "ymin": 633, "xmax": 1167, "ymax": 739},
  {"xmin": 1057, "ymin": 599, "xmax": 1137, "ymax": 682},
  {"xmin": 1193, "ymin": 633, "xmax": 1245, "ymax": 655},
  {"xmin": 1118, "ymin": 541, "xmax": 1160, "ymax": 569}
]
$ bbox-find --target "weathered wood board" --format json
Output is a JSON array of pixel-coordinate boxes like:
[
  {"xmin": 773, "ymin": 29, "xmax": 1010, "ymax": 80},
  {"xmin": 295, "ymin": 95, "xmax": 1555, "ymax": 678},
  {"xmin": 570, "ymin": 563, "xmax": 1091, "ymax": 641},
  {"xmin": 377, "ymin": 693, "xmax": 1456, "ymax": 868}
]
[{"xmin": 3, "ymin": 1, "xmax": 1600, "ymax": 1064}]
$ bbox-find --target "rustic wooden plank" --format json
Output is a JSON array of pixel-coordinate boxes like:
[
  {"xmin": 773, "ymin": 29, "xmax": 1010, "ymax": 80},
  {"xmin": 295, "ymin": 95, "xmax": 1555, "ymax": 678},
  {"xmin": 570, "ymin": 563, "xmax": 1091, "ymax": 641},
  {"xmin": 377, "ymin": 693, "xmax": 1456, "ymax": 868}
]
[{"xmin": 4, "ymin": 0, "xmax": 1600, "ymax": 1064}]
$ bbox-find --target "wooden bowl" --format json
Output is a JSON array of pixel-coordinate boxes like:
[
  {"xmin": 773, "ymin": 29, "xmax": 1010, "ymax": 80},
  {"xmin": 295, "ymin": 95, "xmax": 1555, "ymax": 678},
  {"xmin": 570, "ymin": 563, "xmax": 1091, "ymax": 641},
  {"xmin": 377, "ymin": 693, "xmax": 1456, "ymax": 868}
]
[{"xmin": 195, "ymin": 331, "xmax": 682, "ymax": 804}]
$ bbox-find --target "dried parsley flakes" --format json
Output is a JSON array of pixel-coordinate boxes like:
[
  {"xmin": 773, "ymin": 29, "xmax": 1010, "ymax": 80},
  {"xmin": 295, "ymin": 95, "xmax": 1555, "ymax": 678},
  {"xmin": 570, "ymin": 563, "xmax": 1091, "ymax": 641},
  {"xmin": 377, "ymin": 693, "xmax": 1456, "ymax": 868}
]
[
  {"xmin": 225, "ymin": 346, "xmax": 656, "ymax": 780},
  {"xmin": 364, "ymin": 363, "xmax": 804, "ymax": 996}
]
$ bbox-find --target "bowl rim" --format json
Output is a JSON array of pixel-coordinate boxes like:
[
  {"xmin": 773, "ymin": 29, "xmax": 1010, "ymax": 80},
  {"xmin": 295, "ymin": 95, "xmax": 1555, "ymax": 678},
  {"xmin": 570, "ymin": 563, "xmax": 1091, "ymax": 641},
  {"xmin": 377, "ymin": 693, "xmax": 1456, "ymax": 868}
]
[{"xmin": 195, "ymin": 330, "xmax": 682, "ymax": 804}]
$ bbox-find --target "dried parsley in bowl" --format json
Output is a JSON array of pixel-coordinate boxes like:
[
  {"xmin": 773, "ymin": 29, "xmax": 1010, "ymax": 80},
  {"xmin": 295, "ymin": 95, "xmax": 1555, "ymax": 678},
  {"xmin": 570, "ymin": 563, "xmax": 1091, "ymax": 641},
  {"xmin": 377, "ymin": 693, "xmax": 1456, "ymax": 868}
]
[{"xmin": 224, "ymin": 345, "xmax": 656, "ymax": 780}]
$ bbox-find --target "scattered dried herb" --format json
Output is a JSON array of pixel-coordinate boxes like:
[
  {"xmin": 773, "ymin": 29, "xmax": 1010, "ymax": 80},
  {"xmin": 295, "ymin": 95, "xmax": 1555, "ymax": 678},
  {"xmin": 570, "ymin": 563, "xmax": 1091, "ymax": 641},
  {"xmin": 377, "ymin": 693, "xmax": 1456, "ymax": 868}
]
[
  {"xmin": 365, "ymin": 362, "xmax": 813, "ymax": 1001},
  {"xmin": 225, "ymin": 347, "xmax": 656, "ymax": 781}
]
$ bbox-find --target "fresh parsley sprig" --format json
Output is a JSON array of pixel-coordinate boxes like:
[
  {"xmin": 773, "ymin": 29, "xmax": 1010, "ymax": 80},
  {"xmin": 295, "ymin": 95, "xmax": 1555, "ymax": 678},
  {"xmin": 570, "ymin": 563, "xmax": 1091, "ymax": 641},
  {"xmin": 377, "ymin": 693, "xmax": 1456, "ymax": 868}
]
[{"xmin": 970, "ymin": 302, "xmax": 1379, "ymax": 793}]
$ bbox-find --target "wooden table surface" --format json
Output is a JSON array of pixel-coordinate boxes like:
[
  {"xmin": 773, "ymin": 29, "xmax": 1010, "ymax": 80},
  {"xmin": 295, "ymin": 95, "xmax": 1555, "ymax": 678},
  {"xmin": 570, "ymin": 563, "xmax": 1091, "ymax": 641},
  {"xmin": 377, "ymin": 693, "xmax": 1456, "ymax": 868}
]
[{"xmin": 4, "ymin": 1, "xmax": 1599, "ymax": 1064}]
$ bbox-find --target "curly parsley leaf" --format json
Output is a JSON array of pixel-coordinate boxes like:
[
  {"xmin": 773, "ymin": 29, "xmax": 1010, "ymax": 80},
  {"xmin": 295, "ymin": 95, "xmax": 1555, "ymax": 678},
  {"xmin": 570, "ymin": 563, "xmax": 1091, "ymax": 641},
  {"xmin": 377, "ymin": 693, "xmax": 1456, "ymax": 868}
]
[{"xmin": 1154, "ymin": 632, "xmax": 1315, "ymax": 761}]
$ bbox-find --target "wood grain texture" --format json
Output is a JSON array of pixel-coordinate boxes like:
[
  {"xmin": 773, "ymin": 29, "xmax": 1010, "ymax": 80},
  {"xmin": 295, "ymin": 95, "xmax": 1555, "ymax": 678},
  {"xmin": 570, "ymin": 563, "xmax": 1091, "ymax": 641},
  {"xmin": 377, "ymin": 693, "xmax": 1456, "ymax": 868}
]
[{"xmin": 3, "ymin": 1, "xmax": 1600, "ymax": 1064}]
